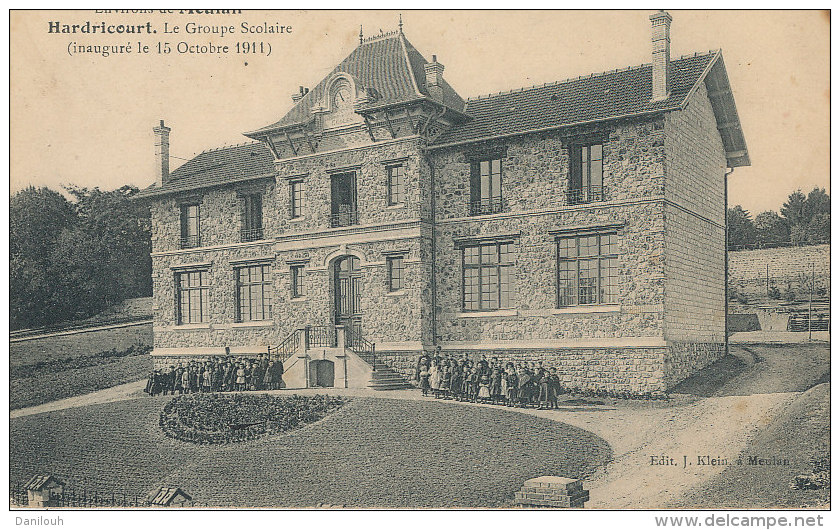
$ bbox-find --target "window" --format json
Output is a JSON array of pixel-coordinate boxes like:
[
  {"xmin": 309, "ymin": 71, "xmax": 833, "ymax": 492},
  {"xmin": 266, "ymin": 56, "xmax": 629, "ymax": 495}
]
[
  {"xmin": 330, "ymin": 171, "xmax": 358, "ymax": 227},
  {"xmin": 180, "ymin": 204, "xmax": 200, "ymax": 248},
  {"xmin": 568, "ymin": 143, "xmax": 605, "ymax": 205},
  {"xmin": 240, "ymin": 194, "xmax": 263, "ymax": 242},
  {"xmin": 290, "ymin": 265, "xmax": 305, "ymax": 298},
  {"xmin": 470, "ymin": 159, "xmax": 505, "ymax": 215},
  {"xmin": 236, "ymin": 264, "xmax": 272, "ymax": 322},
  {"xmin": 463, "ymin": 242, "xmax": 514, "ymax": 311},
  {"xmin": 176, "ymin": 270, "xmax": 209, "ymax": 324},
  {"xmin": 387, "ymin": 164, "xmax": 405, "ymax": 205},
  {"xmin": 557, "ymin": 232, "xmax": 618, "ymax": 307},
  {"xmin": 290, "ymin": 180, "xmax": 304, "ymax": 219},
  {"xmin": 387, "ymin": 256, "xmax": 405, "ymax": 291}
]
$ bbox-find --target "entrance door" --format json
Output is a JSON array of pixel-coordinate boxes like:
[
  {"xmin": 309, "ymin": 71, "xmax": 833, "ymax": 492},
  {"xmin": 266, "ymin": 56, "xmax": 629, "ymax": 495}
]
[
  {"xmin": 309, "ymin": 360, "xmax": 335, "ymax": 387},
  {"xmin": 334, "ymin": 256, "xmax": 362, "ymax": 340}
]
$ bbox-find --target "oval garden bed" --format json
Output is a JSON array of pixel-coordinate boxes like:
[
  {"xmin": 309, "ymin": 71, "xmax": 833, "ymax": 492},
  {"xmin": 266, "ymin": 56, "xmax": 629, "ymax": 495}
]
[{"xmin": 159, "ymin": 393, "xmax": 347, "ymax": 445}]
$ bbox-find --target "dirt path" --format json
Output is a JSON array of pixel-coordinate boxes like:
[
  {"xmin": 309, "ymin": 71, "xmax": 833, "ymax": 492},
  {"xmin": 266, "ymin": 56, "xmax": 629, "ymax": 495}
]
[
  {"xmin": 9, "ymin": 379, "xmax": 797, "ymax": 509},
  {"xmin": 11, "ymin": 342, "xmax": 824, "ymax": 508}
]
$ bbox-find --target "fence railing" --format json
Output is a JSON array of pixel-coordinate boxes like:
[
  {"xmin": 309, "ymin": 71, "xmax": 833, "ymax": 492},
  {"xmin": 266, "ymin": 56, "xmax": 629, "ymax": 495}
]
[
  {"xmin": 728, "ymin": 239, "xmax": 830, "ymax": 252},
  {"xmin": 567, "ymin": 185, "xmax": 605, "ymax": 205},
  {"xmin": 469, "ymin": 197, "xmax": 507, "ymax": 216},
  {"xmin": 268, "ymin": 329, "xmax": 300, "ymax": 363},
  {"xmin": 9, "ymin": 484, "xmax": 151, "ymax": 508},
  {"xmin": 788, "ymin": 313, "xmax": 830, "ymax": 332},
  {"xmin": 240, "ymin": 227, "xmax": 264, "ymax": 243},
  {"xmin": 179, "ymin": 235, "xmax": 201, "ymax": 249},
  {"xmin": 330, "ymin": 209, "xmax": 359, "ymax": 228},
  {"xmin": 345, "ymin": 327, "xmax": 376, "ymax": 368},
  {"xmin": 303, "ymin": 325, "xmax": 337, "ymax": 348}
]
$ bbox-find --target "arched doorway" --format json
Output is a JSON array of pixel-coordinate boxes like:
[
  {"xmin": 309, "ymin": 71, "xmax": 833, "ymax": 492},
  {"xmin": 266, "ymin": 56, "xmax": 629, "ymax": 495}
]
[
  {"xmin": 309, "ymin": 360, "xmax": 335, "ymax": 387},
  {"xmin": 333, "ymin": 255, "xmax": 362, "ymax": 339}
]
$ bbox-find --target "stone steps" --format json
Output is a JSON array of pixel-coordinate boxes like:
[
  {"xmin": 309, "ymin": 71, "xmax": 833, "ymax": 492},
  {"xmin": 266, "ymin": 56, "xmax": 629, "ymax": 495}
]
[{"xmin": 368, "ymin": 365, "xmax": 412, "ymax": 390}]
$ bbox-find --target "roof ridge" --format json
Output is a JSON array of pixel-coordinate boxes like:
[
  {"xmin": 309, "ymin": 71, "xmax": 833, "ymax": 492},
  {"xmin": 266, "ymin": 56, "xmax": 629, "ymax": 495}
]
[
  {"xmin": 361, "ymin": 29, "xmax": 400, "ymax": 44},
  {"xmin": 465, "ymin": 52, "xmax": 715, "ymax": 103}
]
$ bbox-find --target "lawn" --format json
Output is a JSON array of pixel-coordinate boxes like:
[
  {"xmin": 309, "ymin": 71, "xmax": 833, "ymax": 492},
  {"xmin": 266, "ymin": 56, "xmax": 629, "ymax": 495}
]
[
  {"xmin": 671, "ymin": 383, "xmax": 830, "ymax": 509},
  {"xmin": 9, "ymin": 396, "xmax": 611, "ymax": 507},
  {"xmin": 10, "ymin": 353, "xmax": 152, "ymax": 410},
  {"xmin": 11, "ymin": 323, "xmax": 152, "ymax": 367}
]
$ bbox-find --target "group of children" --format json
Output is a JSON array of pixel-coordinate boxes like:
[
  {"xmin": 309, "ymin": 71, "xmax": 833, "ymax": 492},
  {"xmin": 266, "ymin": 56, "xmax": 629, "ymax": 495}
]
[
  {"xmin": 144, "ymin": 354, "xmax": 285, "ymax": 396},
  {"xmin": 416, "ymin": 350, "xmax": 563, "ymax": 409}
]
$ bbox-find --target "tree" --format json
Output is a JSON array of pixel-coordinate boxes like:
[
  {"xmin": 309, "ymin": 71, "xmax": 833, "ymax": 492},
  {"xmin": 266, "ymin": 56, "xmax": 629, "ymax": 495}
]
[
  {"xmin": 804, "ymin": 187, "xmax": 831, "ymax": 220},
  {"xmin": 9, "ymin": 184, "xmax": 151, "ymax": 329},
  {"xmin": 10, "ymin": 187, "xmax": 77, "ymax": 329},
  {"xmin": 780, "ymin": 190, "xmax": 808, "ymax": 228},
  {"xmin": 727, "ymin": 205, "xmax": 755, "ymax": 249},
  {"xmin": 754, "ymin": 210, "xmax": 790, "ymax": 246},
  {"xmin": 805, "ymin": 212, "xmax": 830, "ymax": 243},
  {"xmin": 63, "ymin": 185, "xmax": 152, "ymax": 301}
]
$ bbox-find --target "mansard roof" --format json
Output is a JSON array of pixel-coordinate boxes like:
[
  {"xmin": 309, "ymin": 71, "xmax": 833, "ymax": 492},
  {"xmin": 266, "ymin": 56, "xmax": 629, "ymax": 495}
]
[
  {"xmin": 244, "ymin": 30, "xmax": 466, "ymax": 137},
  {"xmin": 135, "ymin": 142, "xmax": 274, "ymax": 198},
  {"xmin": 429, "ymin": 50, "xmax": 749, "ymax": 167}
]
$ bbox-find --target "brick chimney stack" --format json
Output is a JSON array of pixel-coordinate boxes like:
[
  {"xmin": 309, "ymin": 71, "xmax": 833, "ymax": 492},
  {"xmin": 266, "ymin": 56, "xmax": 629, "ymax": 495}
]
[
  {"xmin": 153, "ymin": 119, "xmax": 170, "ymax": 187},
  {"xmin": 424, "ymin": 55, "xmax": 445, "ymax": 102},
  {"xmin": 291, "ymin": 86, "xmax": 309, "ymax": 103},
  {"xmin": 650, "ymin": 10, "xmax": 672, "ymax": 102}
]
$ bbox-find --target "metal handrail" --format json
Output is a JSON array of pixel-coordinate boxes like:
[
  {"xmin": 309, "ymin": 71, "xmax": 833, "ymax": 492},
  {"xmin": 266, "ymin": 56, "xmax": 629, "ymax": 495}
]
[
  {"xmin": 567, "ymin": 185, "xmax": 605, "ymax": 205},
  {"xmin": 469, "ymin": 197, "xmax": 507, "ymax": 216},
  {"xmin": 240, "ymin": 227, "xmax": 264, "ymax": 242},
  {"xmin": 304, "ymin": 325, "xmax": 337, "ymax": 348},
  {"xmin": 180, "ymin": 235, "xmax": 201, "ymax": 249},
  {"xmin": 344, "ymin": 326, "xmax": 376, "ymax": 369},
  {"xmin": 268, "ymin": 329, "xmax": 300, "ymax": 363},
  {"xmin": 330, "ymin": 209, "xmax": 359, "ymax": 228}
]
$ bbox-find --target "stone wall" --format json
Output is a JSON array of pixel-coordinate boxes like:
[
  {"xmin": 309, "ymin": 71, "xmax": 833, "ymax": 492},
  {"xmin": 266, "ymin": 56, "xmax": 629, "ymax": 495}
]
[
  {"xmin": 430, "ymin": 122, "xmax": 666, "ymax": 221},
  {"xmin": 664, "ymin": 82, "xmax": 726, "ymax": 225},
  {"xmin": 662, "ymin": 81, "xmax": 727, "ymax": 352},
  {"xmin": 664, "ymin": 342, "xmax": 725, "ymax": 389},
  {"xmin": 149, "ymin": 179, "xmax": 279, "ymax": 253},
  {"xmin": 273, "ymin": 137, "xmax": 429, "ymax": 233},
  {"xmin": 445, "ymin": 347, "xmax": 669, "ymax": 393},
  {"xmin": 429, "ymin": 123, "xmax": 668, "ymax": 344},
  {"xmin": 729, "ymin": 244, "xmax": 830, "ymax": 296}
]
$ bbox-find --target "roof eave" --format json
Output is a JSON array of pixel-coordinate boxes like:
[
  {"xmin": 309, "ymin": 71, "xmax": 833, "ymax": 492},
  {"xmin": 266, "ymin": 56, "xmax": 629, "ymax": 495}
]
[
  {"xmin": 427, "ymin": 106, "xmax": 679, "ymax": 151},
  {"xmin": 685, "ymin": 50, "xmax": 751, "ymax": 168},
  {"xmin": 133, "ymin": 172, "xmax": 277, "ymax": 201}
]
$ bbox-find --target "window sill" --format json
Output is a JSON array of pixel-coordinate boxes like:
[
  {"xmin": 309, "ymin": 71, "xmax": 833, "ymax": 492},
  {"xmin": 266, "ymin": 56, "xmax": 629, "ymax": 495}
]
[
  {"xmin": 553, "ymin": 305, "xmax": 620, "ymax": 314},
  {"xmin": 386, "ymin": 203, "xmax": 406, "ymax": 209},
  {"xmin": 290, "ymin": 296, "xmax": 308, "ymax": 303},
  {"xmin": 173, "ymin": 323, "xmax": 211, "ymax": 330},
  {"xmin": 456, "ymin": 309, "xmax": 518, "ymax": 318},
  {"xmin": 385, "ymin": 289, "xmax": 407, "ymax": 296},
  {"xmin": 232, "ymin": 320, "xmax": 274, "ymax": 328},
  {"xmin": 289, "ymin": 217, "xmax": 306, "ymax": 223}
]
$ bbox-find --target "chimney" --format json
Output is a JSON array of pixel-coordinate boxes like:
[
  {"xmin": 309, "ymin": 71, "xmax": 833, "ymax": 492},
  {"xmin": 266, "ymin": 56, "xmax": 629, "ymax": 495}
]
[
  {"xmin": 153, "ymin": 119, "xmax": 170, "ymax": 187},
  {"xmin": 650, "ymin": 10, "xmax": 672, "ymax": 102},
  {"xmin": 291, "ymin": 86, "xmax": 309, "ymax": 103},
  {"xmin": 424, "ymin": 55, "xmax": 445, "ymax": 102}
]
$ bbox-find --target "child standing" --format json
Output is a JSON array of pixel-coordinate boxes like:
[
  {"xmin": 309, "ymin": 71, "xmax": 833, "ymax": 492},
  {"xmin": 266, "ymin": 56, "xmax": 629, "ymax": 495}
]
[
  {"xmin": 429, "ymin": 362, "xmax": 441, "ymax": 398},
  {"xmin": 419, "ymin": 363, "xmax": 431, "ymax": 396},
  {"xmin": 477, "ymin": 372, "xmax": 491, "ymax": 403}
]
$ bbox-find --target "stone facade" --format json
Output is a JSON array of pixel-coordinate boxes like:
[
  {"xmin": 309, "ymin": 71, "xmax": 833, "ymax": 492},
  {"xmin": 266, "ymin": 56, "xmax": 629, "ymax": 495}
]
[{"xmin": 143, "ymin": 26, "xmax": 743, "ymax": 393}]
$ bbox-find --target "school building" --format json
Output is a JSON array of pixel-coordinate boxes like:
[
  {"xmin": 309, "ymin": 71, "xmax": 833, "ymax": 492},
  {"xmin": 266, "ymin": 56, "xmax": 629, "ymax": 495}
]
[{"xmin": 135, "ymin": 11, "xmax": 749, "ymax": 393}]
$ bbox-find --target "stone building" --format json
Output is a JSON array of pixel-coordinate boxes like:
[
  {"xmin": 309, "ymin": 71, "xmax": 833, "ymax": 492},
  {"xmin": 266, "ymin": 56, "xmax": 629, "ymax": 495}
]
[{"xmin": 136, "ymin": 11, "xmax": 749, "ymax": 393}]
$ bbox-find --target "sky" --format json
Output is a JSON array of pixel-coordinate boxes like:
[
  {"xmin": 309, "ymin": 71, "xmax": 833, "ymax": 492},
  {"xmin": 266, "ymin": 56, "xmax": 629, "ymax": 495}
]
[{"xmin": 9, "ymin": 9, "xmax": 830, "ymax": 216}]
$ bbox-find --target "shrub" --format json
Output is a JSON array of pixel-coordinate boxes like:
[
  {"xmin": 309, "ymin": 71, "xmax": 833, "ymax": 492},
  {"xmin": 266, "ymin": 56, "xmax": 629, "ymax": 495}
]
[{"xmin": 159, "ymin": 393, "xmax": 347, "ymax": 445}]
